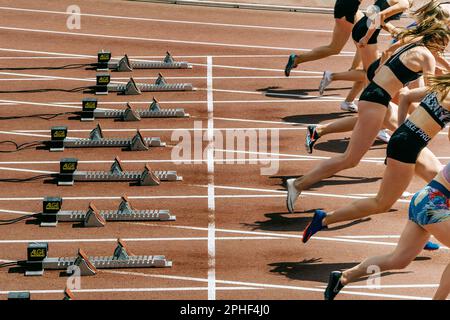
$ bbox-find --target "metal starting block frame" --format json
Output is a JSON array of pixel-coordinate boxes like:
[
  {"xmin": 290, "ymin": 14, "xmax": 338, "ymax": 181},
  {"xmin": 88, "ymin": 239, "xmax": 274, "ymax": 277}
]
[
  {"xmin": 39, "ymin": 195, "xmax": 175, "ymax": 228},
  {"xmin": 50, "ymin": 124, "xmax": 165, "ymax": 152},
  {"xmin": 81, "ymin": 97, "xmax": 189, "ymax": 121},
  {"xmin": 104, "ymin": 52, "xmax": 193, "ymax": 72},
  {"xmin": 57, "ymin": 157, "xmax": 182, "ymax": 186},
  {"xmin": 106, "ymin": 74, "xmax": 194, "ymax": 95},
  {"xmin": 22, "ymin": 239, "xmax": 172, "ymax": 277}
]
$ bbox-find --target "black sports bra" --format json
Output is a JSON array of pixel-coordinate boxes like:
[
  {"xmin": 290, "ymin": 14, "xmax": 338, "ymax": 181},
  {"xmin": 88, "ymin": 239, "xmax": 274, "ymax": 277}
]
[
  {"xmin": 384, "ymin": 43, "xmax": 423, "ymax": 85},
  {"xmin": 374, "ymin": 0, "xmax": 402, "ymax": 23},
  {"xmin": 420, "ymin": 92, "xmax": 450, "ymax": 128}
]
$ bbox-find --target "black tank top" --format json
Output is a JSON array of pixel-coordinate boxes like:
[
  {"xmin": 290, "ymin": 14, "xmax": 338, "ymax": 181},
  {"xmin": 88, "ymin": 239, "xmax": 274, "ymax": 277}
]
[{"xmin": 420, "ymin": 92, "xmax": 450, "ymax": 128}]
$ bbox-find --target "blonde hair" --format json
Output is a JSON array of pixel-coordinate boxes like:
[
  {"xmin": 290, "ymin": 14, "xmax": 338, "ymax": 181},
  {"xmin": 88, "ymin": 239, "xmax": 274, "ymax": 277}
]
[
  {"xmin": 412, "ymin": 0, "xmax": 450, "ymax": 22},
  {"xmin": 398, "ymin": 18, "xmax": 450, "ymax": 53},
  {"xmin": 428, "ymin": 74, "xmax": 450, "ymax": 101}
]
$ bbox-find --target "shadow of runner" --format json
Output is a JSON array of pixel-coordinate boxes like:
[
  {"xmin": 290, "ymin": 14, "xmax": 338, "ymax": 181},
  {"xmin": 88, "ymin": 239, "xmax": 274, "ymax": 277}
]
[
  {"xmin": 272, "ymin": 174, "xmax": 382, "ymax": 190},
  {"xmin": 257, "ymin": 87, "xmax": 352, "ymax": 99},
  {"xmin": 268, "ymin": 259, "xmax": 413, "ymax": 284},
  {"xmin": 313, "ymin": 138, "xmax": 387, "ymax": 154},
  {"xmin": 244, "ymin": 212, "xmax": 371, "ymax": 232},
  {"xmin": 283, "ymin": 112, "xmax": 353, "ymax": 125}
]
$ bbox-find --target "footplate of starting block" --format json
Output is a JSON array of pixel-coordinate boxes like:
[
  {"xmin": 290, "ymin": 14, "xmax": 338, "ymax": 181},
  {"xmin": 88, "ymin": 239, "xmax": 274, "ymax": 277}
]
[
  {"xmin": 59, "ymin": 157, "xmax": 182, "ymax": 186},
  {"xmin": 38, "ymin": 240, "xmax": 172, "ymax": 275},
  {"xmin": 55, "ymin": 125, "xmax": 165, "ymax": 151},
  {"xmin": 51, "ymin": 196, "xmax": 176, "ymax": 227},
  {"xmin": 108, "ymin": 74, "xmax": 194, "ymax": 95},
  {"xmin": 110, "ymin": 52, "xmax": 192, "ymax": 72}
]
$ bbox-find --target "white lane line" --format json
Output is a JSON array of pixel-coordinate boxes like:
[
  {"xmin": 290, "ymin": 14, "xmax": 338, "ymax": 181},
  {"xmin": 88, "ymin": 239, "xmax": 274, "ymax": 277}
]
[
  {"xmin": 0, "ymin": 195, "xmax": 287, "ymax": 201},
  {"xmin": 206, "ymin": 56, "xmax": 216, "ymax": 300},
  {"xmin": 0, "ymin": 47, "xmax": 348, "ymax": 60},
  {"xmin": 0, "ymin": 130, "xmax": 50, "ymax": 138},
  {"xmin": 337, "ymin": 235, "xmax": 401, "ymax": 239},
  {"xmin": 0, "ymin": 190, "xmax": 408, "ymax": 203},
  {"xmin": 342, "ymin": 284, "xmax": 438, "ymax": 289},
  {"xmin": 0, "ymin": 26, "xmax": 359, "ymax": 54},
  {"xmin": 0, "ymin": 99, "xmax": 344, "ymax": 109},
  {"xmin": 0, "ymin": 236, "xmax": 283, "ymax": 244},
  {"xmin": 0, "ymin": 75, "xmax": 322, "ymax": 81},
  {"xmin": 214, "ymin": 148, "xmax": 386, "ymax": 164},
  {"xmin": 104, "ymin": 270, "xmax": 430, "ymax": 300},
  {"xmin": 0, "ymin": 208, "xmax": 33, "ymax": 214},
  {"xmin": 0, "ymin": 166, "xmax": 55, "ymax": 174},
  {"xmin": 0, "ymin": 70, "xmax": 127, "ymax": 84},
  {"xmin": 0, "ymin": 48, "xmax": 94, "ymax": 58},
  {"xmin": 12, "ymin": 127, "xmax": 307, "ymax": 133},
  {"xmin": 190, "ymin": 62, "xmax": 328, "ymax": 74},
  {"xmin": 0, "ymin": 99, "xmax": 84, "ymax": 110},
  {"xmin": 0, "ymin": 6, "xmax": 336, "ymax": 33},
  {"xmin": 0, "ymin": 286, "xmax": 262, "ymax": 295},
  {"xmin": 196, "ymin": 184, "xmax": 410, "ymax": 204}
]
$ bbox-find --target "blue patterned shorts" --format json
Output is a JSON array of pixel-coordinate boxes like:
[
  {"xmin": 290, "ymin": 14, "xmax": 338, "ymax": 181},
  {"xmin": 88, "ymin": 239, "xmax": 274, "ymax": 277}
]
[{"xmin": 409, "ymin": 181, "xmax": 450, "ymax": 226}]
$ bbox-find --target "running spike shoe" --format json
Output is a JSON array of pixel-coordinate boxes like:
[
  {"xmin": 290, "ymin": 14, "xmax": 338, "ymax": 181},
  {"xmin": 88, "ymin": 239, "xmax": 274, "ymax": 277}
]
[
  {"xmin": 286, "ymin": 178, "xmax": 300, "ymax": 213},
  {"xmin": 284, "ymin": 54, "xmax": 297, "ymax": 77},
  {"xmin": 302, "ymin": 209, "xmax": 327, "ymax": 243},
  {"xmin": 324, "ymin": 271, "xmax": 345, "ymax": 300},
  {"xmin": 305, "ymin": 125, "xmax": 320, "ymax": 154},
  {"xmin": 319, "ymin": 71, "xmax": 332, "ymax": 95}
]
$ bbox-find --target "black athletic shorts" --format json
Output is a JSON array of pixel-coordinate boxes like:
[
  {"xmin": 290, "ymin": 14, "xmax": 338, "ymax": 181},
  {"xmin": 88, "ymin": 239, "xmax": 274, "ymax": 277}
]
[
  {"xmin": 386, "ymin": 120, "xmax": 430, "ymax": 164},
  {"xmin": 352, "ymin": 16, "xmax": 382, "ymax": 44},
  {"xmin": 359, "ymin": 81, "xmax": 391, "ymax": 107},
  {"xmin": 334, "ymin": 0, "xmax": 360, "ymax": 24}
]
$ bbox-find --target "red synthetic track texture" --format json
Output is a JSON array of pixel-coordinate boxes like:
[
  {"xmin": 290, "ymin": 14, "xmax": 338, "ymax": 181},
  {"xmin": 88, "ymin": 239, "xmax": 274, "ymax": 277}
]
[{"xmin": 0, "ymin": 0, "xmax": 448, "ymax": 300}]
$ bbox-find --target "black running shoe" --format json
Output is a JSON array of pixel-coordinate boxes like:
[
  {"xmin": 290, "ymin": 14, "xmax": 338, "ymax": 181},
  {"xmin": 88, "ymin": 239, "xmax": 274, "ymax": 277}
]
[
  {"xmin": 305, "ymin": 125, "xmax": 319, "ymax": 154},
  {"xmin": 324, "ymin": 271, "xmax": 345, "ymax": 300},
  {"xmin": 284, "ymin": 54, "xmax": 297, "ymax": 77}
]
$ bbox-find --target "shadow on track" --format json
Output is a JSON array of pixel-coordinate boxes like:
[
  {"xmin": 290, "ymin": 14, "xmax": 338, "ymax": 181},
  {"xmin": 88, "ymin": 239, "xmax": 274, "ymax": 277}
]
[
  {"xmin": 243, "ymin": 211, "xmax": 371, "ymax": 232},
  {"xmin": 268, "ymin": 258, "xmax": 414, "ymax": 284},
  {"xmin": 270, "ymin": 174, "xmax": 382, "ymax": 191}
]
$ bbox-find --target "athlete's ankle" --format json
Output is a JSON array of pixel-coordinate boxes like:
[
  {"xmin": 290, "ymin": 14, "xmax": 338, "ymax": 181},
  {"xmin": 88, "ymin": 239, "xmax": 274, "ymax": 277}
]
[{"xmin": 340, "ymin": 273, "xmax": 349, "ymax": 286}]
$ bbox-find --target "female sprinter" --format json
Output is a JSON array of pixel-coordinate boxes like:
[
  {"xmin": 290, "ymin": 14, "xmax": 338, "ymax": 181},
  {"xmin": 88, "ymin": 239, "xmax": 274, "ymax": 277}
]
[
  {"xmin": 284, "ymin": 0, "xmax": 361, "ymax": 76},
  {"xmin": 317, "ymin": 0, "xmax": 449, "ymax": 98},
  {"xmin": 324, "ymin": 161, "xmax": 450, "ymax": 300},
  {"xmin": 302, "ymin": 74, "xmax": 450, "ymax": 244},
  {"xmin": 285, "ymin": 21, "xmax": 450, "ymax": 216},
  {"xmin": 314, "ymin": 0, "xmax": 411, "ymax": 110},
  {"xmin": 284, "ymin": 0, "xmax": 362, "ymax": 111},
  {"xmin": 305, "ymin": 1, "xmax": 450, "ymax": 153}
]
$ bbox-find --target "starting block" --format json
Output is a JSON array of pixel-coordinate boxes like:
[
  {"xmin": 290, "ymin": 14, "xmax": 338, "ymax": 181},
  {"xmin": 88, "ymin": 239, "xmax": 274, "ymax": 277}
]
[
  {"xmin": 106, "ymin": 74, "xmax": 194, "ymax": 95},
  {"xmin": 80, "ymin": 97, "xmax": 189, "ymax": 121},
  {"xmin": 20, "ymin": 239, "xmax": 172, "ymax": 277},
  {"xmin": 57, "ymin": 157, "xmax": 182, "ymax": 186},
  {"xmin": 49, "ymin": 124, "xmax": 165, "ymax": 152},
  {"xmin": 39, "ymin": 195, "xmax": 175, "ymax": 227},
  {"xmin": 98, "ymin": 51, "xmax": 192, "ymax": 71}
]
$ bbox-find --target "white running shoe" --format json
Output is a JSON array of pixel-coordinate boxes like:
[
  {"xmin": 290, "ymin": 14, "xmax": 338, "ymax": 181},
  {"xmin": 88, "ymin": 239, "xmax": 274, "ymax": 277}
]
[
  {"xmin": 340, "ymin": 101, "xmax": 358, "ymax": 113},
  {"xmin": 286, "ymin": 178, "xmax": 300, "ymax": 213},
  {"xmin": 319, "ymin": 71, "xmax": 333, "ymax": 96},
  {"xmin": 377, "ymin": 129, "xmax": 391, "ymax": 143}
]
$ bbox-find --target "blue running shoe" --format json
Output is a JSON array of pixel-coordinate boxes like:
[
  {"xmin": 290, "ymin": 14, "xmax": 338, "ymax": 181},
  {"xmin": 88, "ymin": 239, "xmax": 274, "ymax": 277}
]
[
  {"xmin": 424, "ymin": 241, "xmax": 440, "ymax": 251},
  {"xmin": 284, "ymin": 54, "xmax": 297, "ymax": 77},
  {"xmin": 302, "ymin": 210, "xmax": 327, "ymax": 243},
  {"xmin": 324, "ymin": 271, "xmax": 345, "ymax": 300},
  {"xmin": 305, "ymin": 125, "xmax": 320, "ymax": 154}
]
